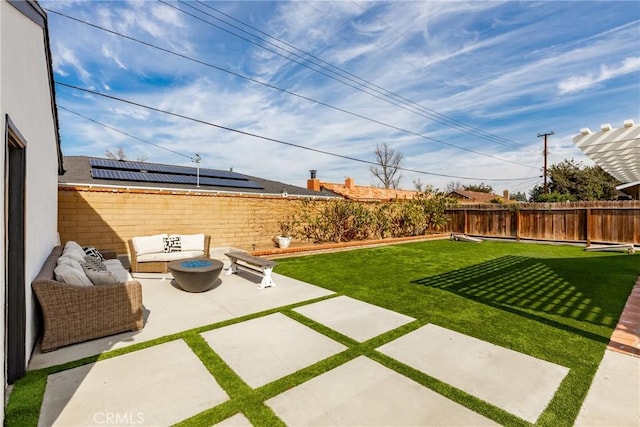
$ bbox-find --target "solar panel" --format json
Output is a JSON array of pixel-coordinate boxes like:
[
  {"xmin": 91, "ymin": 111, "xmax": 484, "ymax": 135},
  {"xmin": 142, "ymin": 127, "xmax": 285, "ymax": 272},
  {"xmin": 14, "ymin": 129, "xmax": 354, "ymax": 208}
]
[
  {"xmin": 91, "ymin": 168, "xmax": 264, "ymax": 190},
  {"xmin": 90, "ymin": 159, "xmax": 248, "ymax": 181},
  {"xmin": 198, "ymin": 177, "xmax": 264, "ymax": 189}
]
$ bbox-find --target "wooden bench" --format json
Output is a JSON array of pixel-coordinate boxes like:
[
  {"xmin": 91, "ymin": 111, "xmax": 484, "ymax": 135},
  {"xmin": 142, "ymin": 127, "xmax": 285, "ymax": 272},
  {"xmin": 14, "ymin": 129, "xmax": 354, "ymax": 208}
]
[
  {"xmin": 585, "ymin": 244, "xmax": 636, "ymax": 254},
  {"xmin": 225, "ymin": 251, "xmax": 277, "ymax": 288}
]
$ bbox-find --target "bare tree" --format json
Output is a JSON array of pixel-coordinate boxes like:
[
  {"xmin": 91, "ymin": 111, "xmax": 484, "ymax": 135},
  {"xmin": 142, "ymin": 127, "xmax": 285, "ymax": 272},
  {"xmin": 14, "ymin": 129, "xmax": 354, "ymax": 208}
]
[
  {"xmin": 105, "ymin": 147, "xmax": 147, "ymax": 162},
  {"xmin": 106, "ymin": 147, "xmax": 127, "ymax": 161},
  {"xmin": 413, "ymin": 177, "xmax": 424, "ymax": 192},
  {"xmin": 413, "ymin": 178, "xmax": 434, "ymax": 194},
  {"xmin": 445, "ymin": 181, "xmax": 464, "ymax": 193},
  {"xmin": 370, "ymin": 142, "xmax": 403, "ymax": 189}
]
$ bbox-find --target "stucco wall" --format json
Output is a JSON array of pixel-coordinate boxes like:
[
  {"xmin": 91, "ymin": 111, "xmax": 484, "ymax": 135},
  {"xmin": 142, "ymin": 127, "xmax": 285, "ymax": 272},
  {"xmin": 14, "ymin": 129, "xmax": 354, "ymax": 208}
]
[
  {"xmin": 1, "ymin": 0, "xmax": 60, "ymax": 397},
  {"xmin": 59, "ymin": 187, "xmax": 314, "ymax": 254}
]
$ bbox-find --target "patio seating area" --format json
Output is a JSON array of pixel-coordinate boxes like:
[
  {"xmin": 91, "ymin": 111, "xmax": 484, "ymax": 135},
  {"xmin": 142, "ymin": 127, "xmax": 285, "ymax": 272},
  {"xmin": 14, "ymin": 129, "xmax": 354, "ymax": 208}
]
[{"xmin": 18, "ymin": 245, "xmax": 639, "ymax": 426}]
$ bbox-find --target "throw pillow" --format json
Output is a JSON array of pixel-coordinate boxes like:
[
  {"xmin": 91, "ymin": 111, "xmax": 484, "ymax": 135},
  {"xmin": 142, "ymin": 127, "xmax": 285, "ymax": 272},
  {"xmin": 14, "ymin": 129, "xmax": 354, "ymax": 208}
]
[
  {"xmin": 84, "ymin": 246, "xmax": 105, "ymax": 261},
  {"xmin": 84, "ymin": 255, "xmax": 106, "ymax": 271},
  {"xmin": 132, "ymin": 234, "xmax": 167, "ymax": 256},
  {"xmin": 81, "ymin": 264, "xmax": 119, "ymax": 286},
  {"xmin": 176, "ymin": 234, "xmax": 204, "ymax": 252},
  {"xmin": 163, "ymin": 236, "xmax": 182, "ymax": 253},
  {"xmin": 54, "ymin": 264, "xmax": 93, "ymax": 287}
]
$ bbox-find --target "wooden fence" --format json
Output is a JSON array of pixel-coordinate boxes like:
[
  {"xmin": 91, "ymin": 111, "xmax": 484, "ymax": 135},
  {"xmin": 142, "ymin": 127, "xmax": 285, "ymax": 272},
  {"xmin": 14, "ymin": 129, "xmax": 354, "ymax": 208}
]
[{"xmin": 446, "ymin": 201, "xmax": 640, "ymax": 245}]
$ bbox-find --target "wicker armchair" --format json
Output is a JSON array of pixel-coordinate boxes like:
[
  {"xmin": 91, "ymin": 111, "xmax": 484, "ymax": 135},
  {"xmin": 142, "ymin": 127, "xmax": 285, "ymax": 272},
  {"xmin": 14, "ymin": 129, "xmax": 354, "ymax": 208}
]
[{"xmin": 32, "ymin": 246, "xmax": 144, "ymax": 352}]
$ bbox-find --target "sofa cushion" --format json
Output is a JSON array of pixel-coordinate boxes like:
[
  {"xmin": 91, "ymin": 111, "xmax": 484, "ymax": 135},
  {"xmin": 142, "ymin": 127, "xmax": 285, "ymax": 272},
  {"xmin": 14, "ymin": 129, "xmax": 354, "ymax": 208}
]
[
  {"xmin": 102, "ymin": 260, "xmax": 133, "ymax": 282},
  {"xmin": 57, "ymin": 255, "xmax": 84, "ymax": 272},
  {"xmin": 174, "ymin": 234, "xmax": 205, "ymax": 252},
  {"xmin": 136, "ymin": 250, "xmax": 204, "ymax": 262},
  {"xmin": 64, "ymin": 240, "xmax": 84, "ymax": 254},
  {"xmin": 132, "ymin": 234, "xmax": 168, "ymax": 256},
  {"xmin": 62, "ymin": 247, "xmax": 86, "ymax": 263},
  {"xmin": 108, "ymin": 266, "xmax": 133, "ymax": 283},
  {"xmin": 54, "ymin": 264, "xmax": 93, "ymax": 287},
  {"xmin": 163, "ymin": 236, "xmax": 182, "ymax": 253},
  {"xmin": 81, "ymin": 264, "xmax": 119, "ymax": 286}
]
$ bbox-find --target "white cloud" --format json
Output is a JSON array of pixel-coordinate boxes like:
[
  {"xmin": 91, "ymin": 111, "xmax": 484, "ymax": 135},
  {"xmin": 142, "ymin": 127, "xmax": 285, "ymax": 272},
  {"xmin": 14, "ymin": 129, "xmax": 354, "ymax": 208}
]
[
  {"xmin": 52, "ymin": 44, "xmax": 91, "ymax": 81},
  {"xmin": 101, "ymin": 44, "xmax": 128, "ymax": 70},
  {"xmin": 558, "ymin": 56, "xmax": 640, "ymax": 94},
  {"xmin": 47, "ymin": 0, "xmax": 640, "ymax": 196}
]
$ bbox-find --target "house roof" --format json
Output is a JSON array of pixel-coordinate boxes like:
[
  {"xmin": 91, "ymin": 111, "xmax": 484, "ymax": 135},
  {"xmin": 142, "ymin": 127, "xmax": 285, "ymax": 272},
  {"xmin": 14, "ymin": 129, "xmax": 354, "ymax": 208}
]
[
  {"xmin": 448, "ymin": 189, "xmax": 503, "ymax": 203},
  {"xmin": 317, "ymin": 178, "xmax": 418, "ymax": 201},
  {"xmin": 61, "ymin": 156, "xmax": 338, "ymax": 198}
]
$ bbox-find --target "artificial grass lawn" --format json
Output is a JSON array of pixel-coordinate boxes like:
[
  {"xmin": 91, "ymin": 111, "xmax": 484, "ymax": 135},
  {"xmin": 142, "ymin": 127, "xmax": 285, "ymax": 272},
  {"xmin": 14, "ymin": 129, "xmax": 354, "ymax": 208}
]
[
  {"xmin": 275, "ymin": 240, "xmax": 640, "ymax": 426},
  {"xmin": 6, "ymin": 240, "xmax": 638, "ymax": 426}
]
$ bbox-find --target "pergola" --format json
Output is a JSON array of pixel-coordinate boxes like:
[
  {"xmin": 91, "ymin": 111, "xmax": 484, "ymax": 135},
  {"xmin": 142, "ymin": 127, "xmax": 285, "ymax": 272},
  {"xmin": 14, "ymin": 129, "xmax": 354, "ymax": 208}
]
[{"xmin": 572, "ymin": 120, "xmax": 640, "ymax": 199}]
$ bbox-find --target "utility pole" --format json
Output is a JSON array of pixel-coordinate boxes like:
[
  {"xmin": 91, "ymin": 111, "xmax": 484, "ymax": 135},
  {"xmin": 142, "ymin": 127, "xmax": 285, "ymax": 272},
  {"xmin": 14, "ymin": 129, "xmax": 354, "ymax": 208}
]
[
  {"xmin": 193, "ymin": 153, "xmax": 201, "ymax": 187},
  {"xmin": 537, "ymin": 132, "xmax": 554, "ymax": 194}
]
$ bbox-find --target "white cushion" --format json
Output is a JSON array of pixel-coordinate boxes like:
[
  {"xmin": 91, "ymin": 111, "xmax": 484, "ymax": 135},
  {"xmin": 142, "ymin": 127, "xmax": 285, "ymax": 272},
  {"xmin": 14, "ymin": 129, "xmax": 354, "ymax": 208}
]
[
  {"xmin": 103, "ymin": 259, "xmax": 124, "ymax": 269},
  {"xmin": 54, "ymin": 264, "xmax": 93, "ymax": 287},
  {"xmin": 62, "ymin": 246, "xmax": 86, "ymax": 262},
  {"xmin": 57, "ymin": 255, "xmax": 84, "ymax": 272},
  {"xmin": 103, "ymin": 260, "xmax": 133, "ymax": 282},
  {"xmin": 136, "ymin": 250, "xmax": 204, "ymax": 262},
  {"xmin": 132, "ymin": 234, "xmax": 168, "ymax": 256},
  {"xmin": 109, "ymin": 267, "xmax": 133, "ymax": 283},
  {"xmin": 64, "ymin": 240, "xmax": 84, "ymax": 254},
  {"xmin": 82, "ymin": 264, "xmax": 119, "ymax": 286},
  {"xmin": 173, "ymin": 234, "xmax": 205, "ymax": 252}
]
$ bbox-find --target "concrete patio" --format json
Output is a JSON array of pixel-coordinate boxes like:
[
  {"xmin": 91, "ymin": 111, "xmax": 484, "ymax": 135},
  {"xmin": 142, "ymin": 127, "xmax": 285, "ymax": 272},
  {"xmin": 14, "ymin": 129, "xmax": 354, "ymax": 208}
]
[{"xmin": 27, "ymin": 263, "xmax": 639, "ymax": 426}]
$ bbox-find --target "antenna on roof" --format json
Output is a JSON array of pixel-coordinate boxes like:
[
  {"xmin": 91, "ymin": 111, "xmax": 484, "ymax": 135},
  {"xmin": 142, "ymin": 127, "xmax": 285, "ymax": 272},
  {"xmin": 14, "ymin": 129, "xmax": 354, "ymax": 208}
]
[{"xmin": 193, "ymin": 154, "xmax": 201, "ymax": 187}]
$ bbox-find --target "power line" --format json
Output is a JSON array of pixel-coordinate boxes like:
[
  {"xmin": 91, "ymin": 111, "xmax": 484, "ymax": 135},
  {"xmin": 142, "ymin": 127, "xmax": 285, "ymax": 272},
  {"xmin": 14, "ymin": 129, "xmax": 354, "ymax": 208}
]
[
  {"xmin": 57, "ymin": 105, "xmax": 193, "ymax": 160},
  {"xmin": 55, "ymin": 81, "xmax": 541, "ymax": 182},
  {"xmin": 44, "ymin": 7, "xmax": 538, "ymax": 169},
  {"xmin": 177, "ymin": 0, "xmax": 537, "ymax": 154}
]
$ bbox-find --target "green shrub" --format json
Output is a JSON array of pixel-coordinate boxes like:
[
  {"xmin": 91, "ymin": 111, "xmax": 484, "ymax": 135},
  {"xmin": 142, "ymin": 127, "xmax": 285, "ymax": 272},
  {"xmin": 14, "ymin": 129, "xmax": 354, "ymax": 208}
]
[{"xmin": 293, "ymin": 193, "xmax": 456, "ymax": 243}]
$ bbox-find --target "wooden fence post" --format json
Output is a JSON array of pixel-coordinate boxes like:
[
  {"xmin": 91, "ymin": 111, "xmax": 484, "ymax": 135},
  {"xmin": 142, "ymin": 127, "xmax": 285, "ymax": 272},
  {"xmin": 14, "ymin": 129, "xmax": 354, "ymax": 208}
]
[
  {"xmin": 585, "ymin": 208, "xmax": 591, "ymax": 246},
  {"xmin": 463, "ymin": 209, "xmax": 468, "ymax": 235},
  {"xmin": 516, "ymin": 209, "xmax": 521, "ymax": 242}
]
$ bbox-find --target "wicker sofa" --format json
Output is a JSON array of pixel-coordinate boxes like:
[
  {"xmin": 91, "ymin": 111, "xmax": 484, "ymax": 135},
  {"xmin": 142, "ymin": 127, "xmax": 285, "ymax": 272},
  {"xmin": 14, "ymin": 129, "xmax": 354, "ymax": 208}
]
[
  {"xmin": 128, "ymin": 233, "xmax": 211, "ymax": 273},
  {"xmin": 32, "ymin": 246, "xmax": 144, "ymax": 352}
]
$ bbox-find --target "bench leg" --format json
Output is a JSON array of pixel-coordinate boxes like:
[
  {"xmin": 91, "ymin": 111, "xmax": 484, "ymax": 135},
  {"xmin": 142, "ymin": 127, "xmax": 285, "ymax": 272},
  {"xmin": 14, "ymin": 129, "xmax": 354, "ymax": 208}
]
[
  {"xmin": 259, "ymin": 266, "xmax": 275, "ymax": 289},
  {"xmin": 226, "ymin": 261, "xmax": 238, "ymax": 275}
]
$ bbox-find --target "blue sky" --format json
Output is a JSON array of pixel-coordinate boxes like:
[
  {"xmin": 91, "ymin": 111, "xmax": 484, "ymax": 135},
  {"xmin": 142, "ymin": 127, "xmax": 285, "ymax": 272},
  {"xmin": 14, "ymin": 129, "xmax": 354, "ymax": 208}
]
[{"xmin": 43, "ymin": 1, "xmax": 640, "ymax": 194}]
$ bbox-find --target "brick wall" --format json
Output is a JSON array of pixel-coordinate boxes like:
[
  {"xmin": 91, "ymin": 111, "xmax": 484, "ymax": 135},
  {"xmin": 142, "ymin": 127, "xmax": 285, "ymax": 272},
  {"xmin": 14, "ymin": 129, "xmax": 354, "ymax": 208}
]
[{"xmin": 58, "ymin": 186, "xmax": 313, "ymax": 255}]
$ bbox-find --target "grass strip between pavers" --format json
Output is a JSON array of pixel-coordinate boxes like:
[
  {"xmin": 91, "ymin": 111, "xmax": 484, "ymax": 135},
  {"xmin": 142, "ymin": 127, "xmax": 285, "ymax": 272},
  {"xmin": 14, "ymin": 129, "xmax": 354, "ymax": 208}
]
[
  {"xmin": 283, "ymin": 310, "xmax": 529, "ymax": 426},
  {"xmin": 7, "ymin": 241, "xmax": 637, "ymax": 427},
  {"xmin": 274, "ymin": 240, "xmax": 640, "ymax": 426},
  {"xmin": 174, "ymin": 306, "xmax": 531, "ymax": 427},
  {"xmin": 177, "ymin": 332, "xmax": 286, "ymax": 427},
  {"xmin": 4, "ymin": 294, "xmax": 337, "ymax": 427}
]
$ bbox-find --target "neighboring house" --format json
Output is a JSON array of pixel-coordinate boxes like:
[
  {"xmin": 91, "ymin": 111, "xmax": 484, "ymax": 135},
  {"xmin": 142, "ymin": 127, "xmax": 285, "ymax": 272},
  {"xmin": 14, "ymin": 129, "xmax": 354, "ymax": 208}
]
[
  {"xmin": 572, "ymin": 120, "xmax": 640, "ymax": 200},
  {"xmin": 307, "ymin": 174, "xmax": 418, "ymax": 201},
  {"xmin": 62, "ymin": 156, "xmax": 336, "ymax": 198},
  {"xmin": 1, "ymin": 0, "xmax": 64, "ymax": 407},
  {"xmin": 448, "ymin": 189, "xmax": 511, "ymax": 204}
]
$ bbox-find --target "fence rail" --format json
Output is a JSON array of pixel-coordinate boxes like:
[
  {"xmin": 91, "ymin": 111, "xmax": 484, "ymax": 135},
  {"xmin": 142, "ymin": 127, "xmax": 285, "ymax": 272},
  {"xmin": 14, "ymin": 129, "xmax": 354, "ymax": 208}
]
[{"xmin": 446, "ymin": 201, "xmax": 640, "ymax": 244}]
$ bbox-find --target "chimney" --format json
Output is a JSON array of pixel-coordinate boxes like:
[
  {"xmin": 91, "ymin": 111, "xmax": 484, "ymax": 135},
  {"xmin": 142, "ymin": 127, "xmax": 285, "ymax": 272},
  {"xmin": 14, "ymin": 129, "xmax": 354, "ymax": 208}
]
[
  {"xmin": 503, "ymin": 189, "xmax": 509, "ymax": 200},
  {"xmin": 345, "ymin": 177, "xmax": 355, "ymax": 190},
  {"xmin": 307, "ymin": 170, "xmax": 320, "ymax": 191}
]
